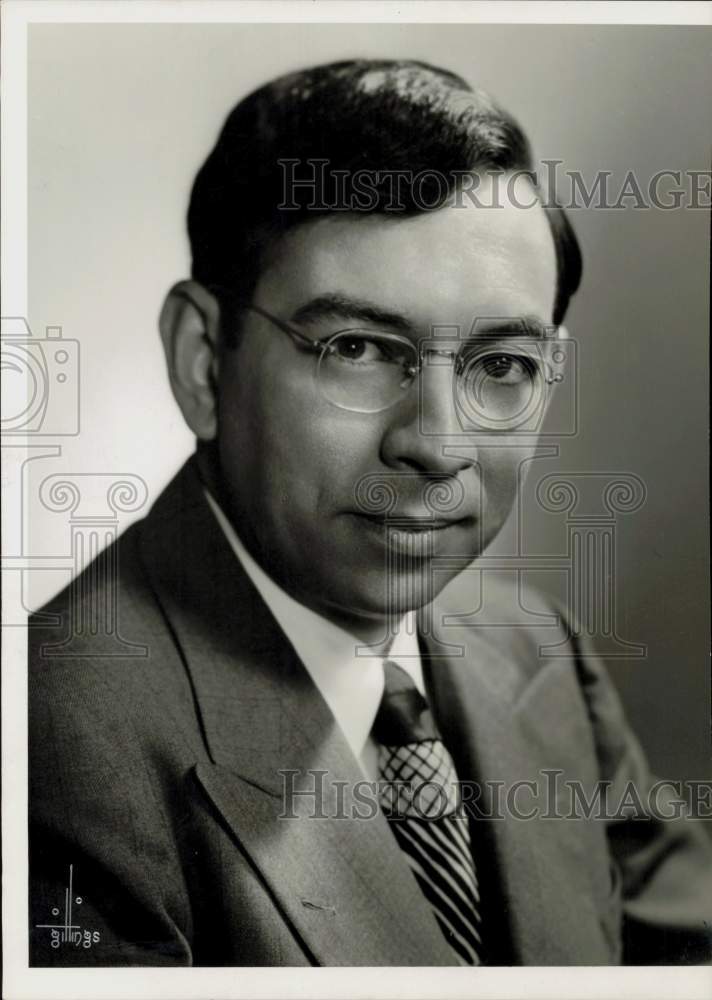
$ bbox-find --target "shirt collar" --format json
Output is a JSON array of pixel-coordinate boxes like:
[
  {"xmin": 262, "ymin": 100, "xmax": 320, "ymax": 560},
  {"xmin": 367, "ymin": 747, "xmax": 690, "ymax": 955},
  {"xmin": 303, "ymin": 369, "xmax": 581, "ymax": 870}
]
[{"xmin": 203, "ymin": 487, "xmax": 424, "ymax": 761}]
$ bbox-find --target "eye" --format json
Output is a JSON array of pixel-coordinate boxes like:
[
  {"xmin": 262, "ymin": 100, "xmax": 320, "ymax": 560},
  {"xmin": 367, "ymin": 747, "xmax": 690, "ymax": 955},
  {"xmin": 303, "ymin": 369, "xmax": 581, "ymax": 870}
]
[
  {"xmin": 333, "ymin": 336, "xmax": 381, "ymax": 362},
  {"xmin": 330, "ymin": 332, "xmax": 411, "ymax": 366},
  {"xmin": 478, "ymin": 353, "xmax": 536, "ymax": 385}
]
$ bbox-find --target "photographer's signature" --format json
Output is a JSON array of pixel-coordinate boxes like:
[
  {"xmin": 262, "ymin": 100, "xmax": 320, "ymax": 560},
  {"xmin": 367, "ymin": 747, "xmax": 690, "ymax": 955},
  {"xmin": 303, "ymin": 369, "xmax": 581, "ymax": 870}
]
[{"xmin": 35, "ymin": 864, "xmax": 101, "ymax": 950}]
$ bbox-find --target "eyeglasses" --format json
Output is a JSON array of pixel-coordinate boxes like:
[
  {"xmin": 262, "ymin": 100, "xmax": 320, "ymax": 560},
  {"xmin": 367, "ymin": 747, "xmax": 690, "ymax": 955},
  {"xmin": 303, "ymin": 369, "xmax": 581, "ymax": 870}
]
[{"xmin": 239, "ymin": 302, "xmax": 564, "ymax": 428}]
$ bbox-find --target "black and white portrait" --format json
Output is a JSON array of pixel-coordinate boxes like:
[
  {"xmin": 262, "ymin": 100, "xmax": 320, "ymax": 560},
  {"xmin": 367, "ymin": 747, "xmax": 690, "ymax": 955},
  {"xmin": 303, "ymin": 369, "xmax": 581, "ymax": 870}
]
[{"xmin": 3, "ymin": 4, "xmax": 711, "ymax": 998}]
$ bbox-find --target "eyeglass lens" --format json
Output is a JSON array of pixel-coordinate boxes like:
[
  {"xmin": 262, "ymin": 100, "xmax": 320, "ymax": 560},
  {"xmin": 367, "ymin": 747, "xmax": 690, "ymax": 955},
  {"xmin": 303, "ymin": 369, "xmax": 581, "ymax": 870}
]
[{"xmin": 317, "ymin": 330, "xmax": 548, "ymax": 425}]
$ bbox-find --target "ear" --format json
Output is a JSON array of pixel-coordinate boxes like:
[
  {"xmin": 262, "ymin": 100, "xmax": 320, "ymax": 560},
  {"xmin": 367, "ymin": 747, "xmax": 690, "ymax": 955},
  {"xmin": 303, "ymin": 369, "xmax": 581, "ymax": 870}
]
[{"xmin": 159, "ymin": 280, "xmax": 221, "ymax": 440}]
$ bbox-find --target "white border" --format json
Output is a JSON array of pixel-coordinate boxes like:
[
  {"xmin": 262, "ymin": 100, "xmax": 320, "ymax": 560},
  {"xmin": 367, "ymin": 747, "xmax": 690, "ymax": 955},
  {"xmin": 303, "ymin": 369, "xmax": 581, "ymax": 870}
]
[
  {"xmin": 2, "ymin": 3, "xmax": 711, "ymax": 999},
  {"xmin": 3, "ymin": 0, "xmax": 712, "ymax": 25},
  {"xmin": 5, "ymin": 966, "xmax": 712, "ymax": 1000},
  {"xmin": 2, "ymin": 3, "xmax": 30, "ymax": 998}
]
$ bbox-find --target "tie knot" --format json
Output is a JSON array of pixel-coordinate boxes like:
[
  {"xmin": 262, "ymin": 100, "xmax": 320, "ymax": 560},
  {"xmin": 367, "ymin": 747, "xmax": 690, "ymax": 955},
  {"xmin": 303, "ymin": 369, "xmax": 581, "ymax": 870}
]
[{"xmin": 372, "ymin": 660, "xmax": 439, "ymax": 746}]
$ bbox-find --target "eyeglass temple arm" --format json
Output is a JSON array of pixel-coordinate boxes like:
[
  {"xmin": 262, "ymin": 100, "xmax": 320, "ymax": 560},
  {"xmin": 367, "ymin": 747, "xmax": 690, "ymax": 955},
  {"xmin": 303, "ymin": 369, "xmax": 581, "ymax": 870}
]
[{"xmin": 239, "ymin": 302, "xmax": 322, "ymax": 354}]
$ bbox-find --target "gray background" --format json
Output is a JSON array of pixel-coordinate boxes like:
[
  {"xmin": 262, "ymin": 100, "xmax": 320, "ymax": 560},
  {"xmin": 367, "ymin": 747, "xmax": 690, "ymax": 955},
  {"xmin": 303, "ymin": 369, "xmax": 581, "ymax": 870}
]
[{"xmin": 27, "ymin": 23, "xmax": 710, "ymax": 779}]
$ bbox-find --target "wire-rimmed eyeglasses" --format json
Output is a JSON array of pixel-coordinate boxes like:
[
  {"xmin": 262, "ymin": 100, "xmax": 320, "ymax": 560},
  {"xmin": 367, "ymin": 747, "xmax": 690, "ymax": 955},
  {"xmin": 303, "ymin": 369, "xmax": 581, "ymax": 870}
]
[{"xmin": 239, "ymin": 301, "xmax": 564, "ymax": 427}]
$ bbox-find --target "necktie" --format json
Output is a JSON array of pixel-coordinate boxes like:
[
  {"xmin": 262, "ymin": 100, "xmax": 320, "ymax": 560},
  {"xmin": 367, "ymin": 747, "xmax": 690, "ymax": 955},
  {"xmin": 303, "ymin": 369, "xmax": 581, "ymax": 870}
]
[{"xmin": 373, "ymin": 660, "xmax": 483, "ymax": 966}]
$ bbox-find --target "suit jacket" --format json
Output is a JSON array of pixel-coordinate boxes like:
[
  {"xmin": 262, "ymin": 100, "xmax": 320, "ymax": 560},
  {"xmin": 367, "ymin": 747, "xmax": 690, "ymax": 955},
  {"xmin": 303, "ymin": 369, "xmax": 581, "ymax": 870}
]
[{"xmin": 28, "ymin": 456, "xmax": 712, "ymax": 966}]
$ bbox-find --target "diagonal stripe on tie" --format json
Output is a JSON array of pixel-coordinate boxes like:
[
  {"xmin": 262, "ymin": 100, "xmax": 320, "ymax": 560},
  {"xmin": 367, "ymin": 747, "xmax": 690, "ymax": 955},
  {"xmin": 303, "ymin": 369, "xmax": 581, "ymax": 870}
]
[
  {"xmin": 393, "ymin": 819, "xmax": 482, "ymax": 939},
  {"xmin": 398, "ymin": 817, "xmax": 480, "ymax": 911},
  {"xmin": 373, "ymin": 661, "xmax": 484, "ymax": 965},
  {"xmin": 391, "ymin": 819, "xmax": 482, "ymax": 965},
  {"xmin": 425, "ymin": 814, "xmax": 478, "ymax": 877}
]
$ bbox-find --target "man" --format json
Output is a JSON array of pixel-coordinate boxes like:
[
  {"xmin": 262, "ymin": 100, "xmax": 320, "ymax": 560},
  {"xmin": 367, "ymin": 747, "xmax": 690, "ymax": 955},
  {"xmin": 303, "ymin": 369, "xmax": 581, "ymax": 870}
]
[{"xmin": 29, "ymin": 59, "xmax": 711, "ymax": 966}]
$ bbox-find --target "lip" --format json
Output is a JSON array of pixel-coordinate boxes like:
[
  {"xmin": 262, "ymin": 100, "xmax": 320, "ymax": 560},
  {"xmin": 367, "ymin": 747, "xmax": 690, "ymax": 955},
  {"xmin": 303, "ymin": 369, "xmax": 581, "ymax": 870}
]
[
  {"xmin": 350, "ymin": 512, "xmax": 474, "ymax": 554},
  {"xmin": 356, "ymin": 514, "xmax": 467, "ymax": 530}
]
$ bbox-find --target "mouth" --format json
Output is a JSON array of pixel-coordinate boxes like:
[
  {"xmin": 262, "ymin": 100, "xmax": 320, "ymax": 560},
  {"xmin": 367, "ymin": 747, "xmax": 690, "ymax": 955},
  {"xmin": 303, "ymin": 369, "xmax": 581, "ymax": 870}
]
[
  {"xmin": 354, "ymin": 514, "xmax": 470, "ymax": 532},
  {"xmin": 349, "ymin": 512, "xmax": 476, "ymax": 556}
]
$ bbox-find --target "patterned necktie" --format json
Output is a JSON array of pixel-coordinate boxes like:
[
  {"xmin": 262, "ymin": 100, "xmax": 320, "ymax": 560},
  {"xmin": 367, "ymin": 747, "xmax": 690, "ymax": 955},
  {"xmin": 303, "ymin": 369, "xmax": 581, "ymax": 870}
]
[{"xmin": 373, "ymin": 660, "xmax": 483, "ymax": 966}]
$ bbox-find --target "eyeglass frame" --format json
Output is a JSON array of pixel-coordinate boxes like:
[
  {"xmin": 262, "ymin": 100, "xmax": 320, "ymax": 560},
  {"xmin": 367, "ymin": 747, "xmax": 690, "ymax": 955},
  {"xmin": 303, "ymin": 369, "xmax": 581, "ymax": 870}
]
[{"xmin": 235, "ymin": 300, "xmax": 565, "ymax": 412}]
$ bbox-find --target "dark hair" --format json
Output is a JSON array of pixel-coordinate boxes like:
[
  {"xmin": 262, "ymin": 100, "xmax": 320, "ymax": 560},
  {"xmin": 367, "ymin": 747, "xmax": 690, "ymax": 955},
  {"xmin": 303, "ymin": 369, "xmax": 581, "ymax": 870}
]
[{"xmin": 188, "ymin": 59, "xmax": 582, "ymax": 337}]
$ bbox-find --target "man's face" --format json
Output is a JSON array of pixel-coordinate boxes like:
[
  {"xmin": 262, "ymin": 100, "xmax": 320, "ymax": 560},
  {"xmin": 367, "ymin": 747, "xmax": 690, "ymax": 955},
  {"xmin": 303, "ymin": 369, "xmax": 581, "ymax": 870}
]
[{"xmin": 215, "ymin": 175, "xmax": 557, "ymax": 633}]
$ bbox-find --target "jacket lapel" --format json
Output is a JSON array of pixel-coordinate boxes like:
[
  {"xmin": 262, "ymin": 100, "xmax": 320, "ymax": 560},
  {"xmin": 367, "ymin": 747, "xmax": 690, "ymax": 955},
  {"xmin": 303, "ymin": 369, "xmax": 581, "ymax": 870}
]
[
  {"xmin": 421, "ymin": 611, "xmax": 615, "ymax": 965},
  {"xmin": 139, "ymin": 459, "xmax": 454, "ymax": 966}
]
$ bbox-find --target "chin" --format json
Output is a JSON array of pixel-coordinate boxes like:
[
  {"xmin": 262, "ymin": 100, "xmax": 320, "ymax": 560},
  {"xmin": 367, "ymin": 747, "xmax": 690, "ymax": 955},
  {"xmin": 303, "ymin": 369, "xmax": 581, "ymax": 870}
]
[{"xmin": 322, "ymin": 567, "xmax": 453, "ymax": 624}]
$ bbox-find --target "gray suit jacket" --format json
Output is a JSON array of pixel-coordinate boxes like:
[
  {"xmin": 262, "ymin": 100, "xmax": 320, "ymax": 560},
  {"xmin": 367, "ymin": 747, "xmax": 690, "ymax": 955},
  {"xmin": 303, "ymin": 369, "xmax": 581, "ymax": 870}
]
[{"xmin": 29, "ymin": 457, "xmax": 712, "ymax": 966}]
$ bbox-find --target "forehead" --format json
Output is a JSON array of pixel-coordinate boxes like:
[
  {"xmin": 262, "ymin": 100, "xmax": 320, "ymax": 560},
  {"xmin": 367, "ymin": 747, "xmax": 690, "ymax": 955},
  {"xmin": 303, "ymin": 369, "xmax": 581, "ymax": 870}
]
[{"xmin": 256, "ymin": 174, "xmax": 557, "ymax": 325}]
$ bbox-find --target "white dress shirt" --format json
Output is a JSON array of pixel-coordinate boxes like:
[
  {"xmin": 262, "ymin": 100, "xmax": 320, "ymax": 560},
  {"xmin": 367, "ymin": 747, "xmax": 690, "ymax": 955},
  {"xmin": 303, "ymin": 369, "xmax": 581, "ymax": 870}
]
[{"xmin": 204, "ymin": 488, "xmax": 425, "ymax": 780}]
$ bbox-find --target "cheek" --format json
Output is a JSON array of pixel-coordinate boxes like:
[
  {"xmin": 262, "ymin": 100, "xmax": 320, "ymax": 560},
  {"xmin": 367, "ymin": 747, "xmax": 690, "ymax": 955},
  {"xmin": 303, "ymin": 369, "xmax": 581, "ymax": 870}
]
[
  {"xmin": 218, "ymin": 361, "xmax": 382, "ymax": 515},
  {"xmin": 479, "ymin": 448, "xmax": 532, "ymax": 519}
]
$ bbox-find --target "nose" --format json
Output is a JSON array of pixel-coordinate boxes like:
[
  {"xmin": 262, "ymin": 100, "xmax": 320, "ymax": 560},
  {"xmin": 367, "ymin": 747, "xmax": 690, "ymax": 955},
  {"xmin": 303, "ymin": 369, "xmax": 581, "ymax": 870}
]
[{"xmin": 379, "ymin": 357, "xmax": 477, "ymax": 476}]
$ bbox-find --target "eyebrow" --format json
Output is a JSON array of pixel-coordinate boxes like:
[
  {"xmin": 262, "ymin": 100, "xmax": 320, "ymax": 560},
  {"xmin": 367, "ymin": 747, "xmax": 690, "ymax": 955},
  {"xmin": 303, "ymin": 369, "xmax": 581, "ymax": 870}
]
[
  {"xmin": 470, "ymin": 316, "xmax": 550, "ymax": 338},
  {"xmin": 290, "ymin": 294, "xmax": 550, "ymax": 340},
  {"xmin": 290, "ymin": 294, "xmax": 415, "ymax": 333}
]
